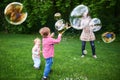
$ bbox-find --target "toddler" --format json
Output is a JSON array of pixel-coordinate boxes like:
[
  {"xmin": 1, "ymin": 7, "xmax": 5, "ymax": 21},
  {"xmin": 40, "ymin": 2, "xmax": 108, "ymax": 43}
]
[{"xmin": 32, "ymin": 38, "xmax": 41, "ymax": 69}]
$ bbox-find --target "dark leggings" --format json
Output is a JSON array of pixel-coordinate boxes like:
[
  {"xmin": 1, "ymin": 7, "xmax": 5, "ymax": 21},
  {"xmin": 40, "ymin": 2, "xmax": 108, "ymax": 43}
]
[{"xmin": 82, "ymin": 41, "xmax": 96, "ymax": 55}]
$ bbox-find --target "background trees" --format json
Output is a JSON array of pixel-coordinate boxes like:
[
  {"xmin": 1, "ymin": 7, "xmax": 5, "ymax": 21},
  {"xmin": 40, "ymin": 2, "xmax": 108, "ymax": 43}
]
[{"xmin": 0, "ymin": 0, "xmax": 119, "ymax": 34}]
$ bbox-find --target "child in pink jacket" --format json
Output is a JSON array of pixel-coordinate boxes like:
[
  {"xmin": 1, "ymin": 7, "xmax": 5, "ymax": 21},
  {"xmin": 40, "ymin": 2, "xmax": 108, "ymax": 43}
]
[{"xmin": 39, "ymin": 27, "xmax": 62, "ymax": 80}]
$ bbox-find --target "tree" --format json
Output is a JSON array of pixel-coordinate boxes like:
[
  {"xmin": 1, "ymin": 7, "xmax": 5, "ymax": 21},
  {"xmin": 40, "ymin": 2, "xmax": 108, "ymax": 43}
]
[{"xmin": 0, "ymin": 0, "xmax": 119, "ymax": 34}]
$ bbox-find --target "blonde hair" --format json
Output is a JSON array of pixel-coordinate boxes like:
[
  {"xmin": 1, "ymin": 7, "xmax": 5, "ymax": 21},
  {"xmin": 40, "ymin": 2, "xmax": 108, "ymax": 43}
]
[
  {"xmin": 34, "ymin": 38, "xmax": 41, "ymax": 44},
  {"xmin": 39, "ymin": 27, "xmax": 50, "ymax": 38}
]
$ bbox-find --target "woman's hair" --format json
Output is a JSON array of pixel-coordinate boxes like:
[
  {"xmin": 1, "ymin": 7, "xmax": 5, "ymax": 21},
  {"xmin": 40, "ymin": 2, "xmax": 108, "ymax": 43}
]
[
  {"xmin": 83, "ymin": 12, "xmax": 90, "ymax": 17},
  {"xmin": 39, "ymin": 27, "xmax": 50, "ymax": 38}
]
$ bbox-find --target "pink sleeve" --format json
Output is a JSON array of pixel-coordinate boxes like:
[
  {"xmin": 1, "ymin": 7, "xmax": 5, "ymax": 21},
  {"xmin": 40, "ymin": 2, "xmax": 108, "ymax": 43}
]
[{"xmin": 51, "ymin": 34, "xmax": 62, "ymax": 44}]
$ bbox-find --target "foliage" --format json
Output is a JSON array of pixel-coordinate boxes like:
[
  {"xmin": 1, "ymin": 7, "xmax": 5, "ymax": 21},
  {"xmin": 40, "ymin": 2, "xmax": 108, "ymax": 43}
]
[{"xmin": 0, "ymin": 0, "xmax": 119, "ymax": 34}]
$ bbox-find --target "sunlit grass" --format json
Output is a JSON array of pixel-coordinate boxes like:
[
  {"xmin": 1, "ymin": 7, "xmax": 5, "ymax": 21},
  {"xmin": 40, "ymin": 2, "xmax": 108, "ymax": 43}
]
[{"xmin": 0, "ymin": 33, "xmax": 120, "ymax": 80}]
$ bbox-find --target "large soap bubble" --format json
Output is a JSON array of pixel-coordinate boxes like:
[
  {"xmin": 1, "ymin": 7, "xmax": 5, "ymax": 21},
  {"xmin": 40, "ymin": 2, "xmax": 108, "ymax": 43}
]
[
  {"xmin": 69, "ymin": 17, "xmax": 81, "ymax": 30},
  {"xmin": 89, "ymin": 18, "xmax": 102, "ymax": 32},
  {"xmin": 55, "ymin": 19, "xmax": 65, "ymax": 31},
  {"xmin": 70, "ymin": 4, "xmax": 89, "ymax": 17},
  {"xmin": 70, "ymin": 4, "xmax": 89, "ymax": 30},
  {"xmin": 4, "ymin": 2, "xmax": 27, "ymax": 25},
  {"xmin": 55, "ymin": 19, "xmax": 71, "ymax": 33}
]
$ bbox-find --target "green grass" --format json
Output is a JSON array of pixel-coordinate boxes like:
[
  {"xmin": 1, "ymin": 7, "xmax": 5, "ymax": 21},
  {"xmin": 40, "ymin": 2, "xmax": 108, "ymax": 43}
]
[{"xmin": 0, "ymin": 33, "xmax": 120, "ymax": 80}]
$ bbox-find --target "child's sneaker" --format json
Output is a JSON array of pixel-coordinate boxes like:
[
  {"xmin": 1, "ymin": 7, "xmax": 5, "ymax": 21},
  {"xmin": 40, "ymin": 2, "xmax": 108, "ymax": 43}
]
[
  {"xmin": 42, "ymin": 77, "xmax": 47, "ymax": 80},
  {"xmin": 81, "ymin": 55, "xmax": 85, "ymax": 58},
  {"xmin": 33, "ymin": 66, "xmax": 39, "ymax": 70},
  {"xmin": 93, "ymin": 55, "xmax": 97, "ymax": 58}
]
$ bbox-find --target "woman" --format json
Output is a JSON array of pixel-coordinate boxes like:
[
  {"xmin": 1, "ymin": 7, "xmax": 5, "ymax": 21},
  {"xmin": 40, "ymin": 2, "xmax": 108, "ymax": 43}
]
[{"xmin": 80, "ymin": 12, "xmax": 97, "ymax": 58}]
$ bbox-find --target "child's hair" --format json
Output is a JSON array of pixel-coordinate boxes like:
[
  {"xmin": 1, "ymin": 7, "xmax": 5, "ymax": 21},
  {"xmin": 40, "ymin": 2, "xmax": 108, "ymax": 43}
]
[
  {"xmin": 39, "ymin": 27, "xmax": 50, "ymax": 38},
  {"xmin": 34, "ymin": 38, "xmax": 41, "ymax": 44}
]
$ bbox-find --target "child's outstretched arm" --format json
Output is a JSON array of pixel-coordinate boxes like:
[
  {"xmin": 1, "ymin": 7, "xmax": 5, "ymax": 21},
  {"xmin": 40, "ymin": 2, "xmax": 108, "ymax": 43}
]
[
  {"xmin": 51, "ymin": 33, "xmax": 62, "ymax": 44},
  {"xmin": 50, "ymin": 32, "xmax": 54, "ymax": 38}
]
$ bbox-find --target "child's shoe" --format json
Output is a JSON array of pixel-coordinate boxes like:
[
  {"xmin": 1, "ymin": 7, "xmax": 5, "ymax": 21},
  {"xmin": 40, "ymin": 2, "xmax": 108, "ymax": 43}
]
[
  {"xmin": 93, "ymin": 55, "xmax": 97, "ymax": 59},
  {"xmin": 33, "ymin": 66, "xmax": 39, "ymax": 70},
  {"xmin": 81, "ymin": 55, "xmax": 85, "ymax": 58},
  {"xmin": 42, "ymin": 76, "xmax": 48, "ymax": 80}
]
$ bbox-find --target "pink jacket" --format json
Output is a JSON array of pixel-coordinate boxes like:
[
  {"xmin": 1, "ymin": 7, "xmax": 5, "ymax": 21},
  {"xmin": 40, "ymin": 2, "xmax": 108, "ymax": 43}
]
[{"xmin": 42, "ymin": 34, "xmax": 62, "ymax": 59}]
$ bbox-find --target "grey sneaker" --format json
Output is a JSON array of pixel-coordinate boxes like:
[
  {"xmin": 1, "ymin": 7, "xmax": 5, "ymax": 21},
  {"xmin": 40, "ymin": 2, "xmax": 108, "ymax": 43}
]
[
  {"xmin": 81, "ymin": 55, "xmax": 85, "ymax": 58},
  {"xmin": 42, "ymin": 77, "xmax": 47, "ymax": 80},
  {"xmin": 93, "ymin": 55, "xmax": 97, "ymax": 58}
]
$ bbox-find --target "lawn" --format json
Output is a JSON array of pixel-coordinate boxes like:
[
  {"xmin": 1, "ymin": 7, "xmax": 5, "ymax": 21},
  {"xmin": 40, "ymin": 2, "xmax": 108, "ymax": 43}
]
[{"xmin": 0, "ymin": 33, "xmax": 120, "ymax": 80}]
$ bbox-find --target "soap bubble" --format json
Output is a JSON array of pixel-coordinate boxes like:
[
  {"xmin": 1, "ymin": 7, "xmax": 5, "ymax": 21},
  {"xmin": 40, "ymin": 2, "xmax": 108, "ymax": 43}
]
[
  {"xmin": 4, "ymin": 2, "xmax": 27, "ymax": 25},
  {"xmin": 89, "ymin": 18, "xmax": 102, "ymax": 32},
  {"xmin": 102, "ymin": 32, "xmax": 116, "ymax": 43}
]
